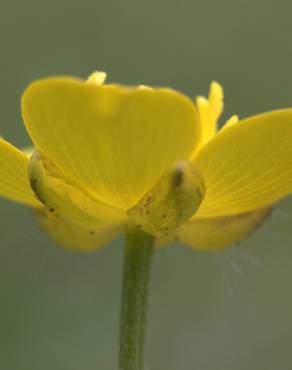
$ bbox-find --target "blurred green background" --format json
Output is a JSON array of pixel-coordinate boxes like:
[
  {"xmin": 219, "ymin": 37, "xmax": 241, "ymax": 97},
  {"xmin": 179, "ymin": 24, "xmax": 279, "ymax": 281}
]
[{"xmin": 0, "ymin": 0, "xmax": 292, "ymax": 369}]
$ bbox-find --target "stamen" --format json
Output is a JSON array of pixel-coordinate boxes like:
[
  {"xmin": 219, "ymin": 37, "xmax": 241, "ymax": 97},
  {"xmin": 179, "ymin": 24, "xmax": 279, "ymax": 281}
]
[{"xmin": 86, "ymin": 71, "xmax": 107, "ymax": 85}]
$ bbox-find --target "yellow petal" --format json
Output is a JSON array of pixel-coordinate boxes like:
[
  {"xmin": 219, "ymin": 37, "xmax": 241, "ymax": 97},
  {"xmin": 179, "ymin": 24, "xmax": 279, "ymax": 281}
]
[
  {"xmin": 22, "ymin": 77, "xmax": 200, "ymax": 210},
  {"xmin": 195, "ymin": 81, "xmax": 223, "ymax": 147},
  {"xmin": 178, "ymin": 207, "xmax": 271, "ymax": 251},
  {"xmin": 0, "ymin": 139, "xmax": 39, "ymax": 206},
  {"xmin": 194, "ymin": 109, "xmax": 292, "ymax": 218}
]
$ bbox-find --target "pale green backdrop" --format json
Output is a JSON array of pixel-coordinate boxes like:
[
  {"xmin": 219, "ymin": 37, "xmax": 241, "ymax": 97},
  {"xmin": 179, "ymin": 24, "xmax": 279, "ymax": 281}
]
[{"xmin": 0, "ymin": 0, "xmax": 292, "ymax": 369}]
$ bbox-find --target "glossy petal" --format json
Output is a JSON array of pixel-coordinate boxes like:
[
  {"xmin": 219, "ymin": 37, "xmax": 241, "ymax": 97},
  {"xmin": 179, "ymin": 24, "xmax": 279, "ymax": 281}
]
[
  {"xmin": 195, "ymin": 81, "xmax": 223, "ymax": 147},
  {"xmin": 179, "ymin": 207, "xmax": 271, "ymax": 251},
  {"xmin": 0, "ymin": 139, "xmax": 39, "ymax": 206},
  {"xmin": 194, "ymin": 109, "xmax": 292, "ymax": 218},
  {"xmin": 22, "ymin": 77, "xmax": 200, "ymax": 210}
]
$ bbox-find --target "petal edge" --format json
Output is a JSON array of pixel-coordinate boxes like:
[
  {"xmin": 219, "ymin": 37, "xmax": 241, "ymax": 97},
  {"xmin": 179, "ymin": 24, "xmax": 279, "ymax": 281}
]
[
  {"xmin": 194, "ymin": 109, "xmax": 292, "ymax": 217},
  {"xmin": 0, "ymin": 139, "xmax": 39, "ymax": 206}
]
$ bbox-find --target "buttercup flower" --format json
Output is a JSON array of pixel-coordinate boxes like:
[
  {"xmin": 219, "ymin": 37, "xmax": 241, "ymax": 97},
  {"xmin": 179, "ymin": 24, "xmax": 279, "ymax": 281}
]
[{"xmin": 1, "ymin": 72, "xmax": 292, "ymax": 251}]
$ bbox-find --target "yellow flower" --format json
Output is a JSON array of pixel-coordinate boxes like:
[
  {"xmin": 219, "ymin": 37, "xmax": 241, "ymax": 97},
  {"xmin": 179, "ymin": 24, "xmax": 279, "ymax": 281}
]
[{"xmin": 1, "ymin": 72, "xmax": 292, "ymax": 251}]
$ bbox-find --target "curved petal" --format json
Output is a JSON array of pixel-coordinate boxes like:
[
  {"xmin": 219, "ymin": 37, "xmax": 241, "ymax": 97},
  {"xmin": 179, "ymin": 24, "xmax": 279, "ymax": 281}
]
[
  {"xmin": 0, "ymin": 139, "xmax": 40, "ymax": 206},
  {"xmin": 193, "ymin": 109, "xmax": 292, "ymax": 218},
  {"xmin": 195, "ymin": 81, "xmax": 223, "ymax": 147},
  {"xmin": 178, "ymin": 208, "xmax": 271, "ymax": 251},
  {"xmin": 22, "ymin": 77, "xmax": 200, "ymax": 210}
]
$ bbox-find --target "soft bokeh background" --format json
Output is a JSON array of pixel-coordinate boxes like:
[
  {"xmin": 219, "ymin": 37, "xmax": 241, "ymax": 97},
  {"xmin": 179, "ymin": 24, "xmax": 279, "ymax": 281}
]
[{"xmin": 0, "ymin": 0, "xmax": 292, "ymax": 369}]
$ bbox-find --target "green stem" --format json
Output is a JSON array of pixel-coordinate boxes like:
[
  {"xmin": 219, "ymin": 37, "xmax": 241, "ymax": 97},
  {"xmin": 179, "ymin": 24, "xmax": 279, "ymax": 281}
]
[{"xmin": 119, "ymin": 226, "xmax": 155, "ymax": 370}]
